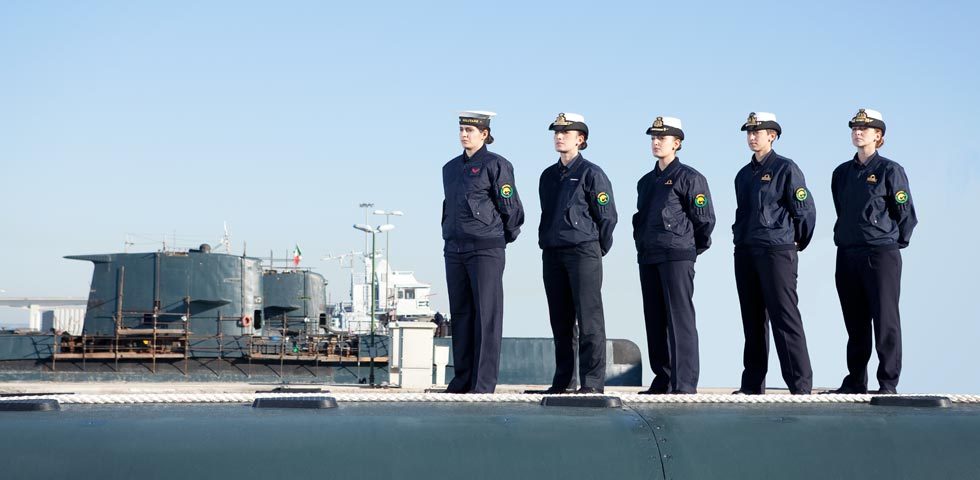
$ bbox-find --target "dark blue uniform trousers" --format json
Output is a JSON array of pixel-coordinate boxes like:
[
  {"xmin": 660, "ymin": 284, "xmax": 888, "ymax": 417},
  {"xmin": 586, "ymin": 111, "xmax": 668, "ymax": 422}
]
[
  {"xmin": 734, "ymin": 249, "xmax": 813, "ymax": 394},
  {"xmin": 542, "ymin": 242, "xmax": 606, "ymax": 390},
  {"xmin": 445, "ymin": 248, "xmax": 505, "ymax": 394},
  {"xmin": 835, "ymin": 249, "xmax": 903, "ymax": 392},
  {"xmin": 639, "ymin": 261, "xmax": 699, "ymax": 394}
]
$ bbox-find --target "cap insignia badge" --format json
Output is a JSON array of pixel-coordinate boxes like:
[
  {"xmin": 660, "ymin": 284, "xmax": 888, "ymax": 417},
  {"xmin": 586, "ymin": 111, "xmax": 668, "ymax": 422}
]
[
  {"xmin": 854, "ymin": 109, "xmax": 870, "ymax": 123},
  {"xmin": 553, "ymin": 113, "xmax": 571, "ymax": 126},
  {"xmin": 653, "ymin": 117, "xmax": 664, "ymax": 128}
]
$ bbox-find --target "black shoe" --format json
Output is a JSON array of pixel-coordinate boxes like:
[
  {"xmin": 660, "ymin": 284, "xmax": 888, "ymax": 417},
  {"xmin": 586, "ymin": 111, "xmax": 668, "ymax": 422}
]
[
  {"xmin": 638, "ymin": 388, "xmax": 668, "ymax": 395},
  {"xmin": 575, "ymin": 387, "xmax": 604, "ymax": 394},
  {"xmin": 820, "ymin": 386, "xmax": 868, "ymax": 394},
  {"xmin": 524, "ymin": 386, "xmax": 568, "ymax": 394},
  {"xmin": 732, "ymin": 389, "xmax": 762, "ymax": 395},
  {"xmin": 874, "ymin": 388, "xmax": 898, "ymax": 395}
]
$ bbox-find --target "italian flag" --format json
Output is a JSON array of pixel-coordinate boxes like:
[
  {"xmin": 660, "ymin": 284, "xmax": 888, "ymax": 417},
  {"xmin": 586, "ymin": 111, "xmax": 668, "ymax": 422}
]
[{"xmin": 293, "ymin": 245, "xmax": 302, "ymax": 266}]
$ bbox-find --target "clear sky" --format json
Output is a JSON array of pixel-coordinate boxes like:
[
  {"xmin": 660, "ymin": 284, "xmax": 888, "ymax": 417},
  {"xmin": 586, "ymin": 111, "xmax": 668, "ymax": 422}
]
[{"xmin": 2, "ymin": 1, "xmax": 978, "ymax": 392}]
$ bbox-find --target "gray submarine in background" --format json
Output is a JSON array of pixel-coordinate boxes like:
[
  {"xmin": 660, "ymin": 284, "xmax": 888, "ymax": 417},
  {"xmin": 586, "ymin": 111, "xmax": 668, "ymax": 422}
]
[{"xmin": 0, "ymin": 244, "xmax": 643, "ymax": 385}]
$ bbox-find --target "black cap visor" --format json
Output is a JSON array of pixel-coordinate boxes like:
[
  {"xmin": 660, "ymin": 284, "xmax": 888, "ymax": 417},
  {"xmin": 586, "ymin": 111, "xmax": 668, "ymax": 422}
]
[
  {"xmin": 646, "ymin": 125, "xmax": 685, "ymax": 140},
  {"xmin": 741, "ymin": 120, "xmax": 781, "ymax": 137}
]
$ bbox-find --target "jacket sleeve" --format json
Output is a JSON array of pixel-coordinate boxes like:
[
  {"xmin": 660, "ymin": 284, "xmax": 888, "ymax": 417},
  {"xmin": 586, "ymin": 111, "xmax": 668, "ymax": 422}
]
[
  {"xmin": 783, "ymin": 163, "xmax": 816, "ymax": 251},
  {"xmin": 886, "ymin": 164, "xmax": 917, "ymax": 248},
  {"xmin": 585, "ymin": 167, "xmax": 618, "ymax": 256},
  {"xmin": 489, "ymin": 158, "xmax": 525, "ymax": 243},
  {"xmin": 682, "ymin": 173, "xmax": 716, "ymax": 255},
  {"xmin": 830, "ymin": 165, "xmax": 843, "ymax": 218},
  {"xmin": 632, "ymin": 176, "xmax": 646, "ymax": 246}
]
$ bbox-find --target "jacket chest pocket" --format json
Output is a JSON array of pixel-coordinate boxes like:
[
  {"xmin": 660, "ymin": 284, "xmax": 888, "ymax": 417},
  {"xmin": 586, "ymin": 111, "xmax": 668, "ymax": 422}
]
[
  {"xmin": 565, "ymin": 206, "xmax": 595, "ymax": 233},
  {"xmin": 863, "ymin": 183, "xmax": 889, "ymax": 230},
  {"xmin": 467, "ymin": 197, "xmax": 496, "ymax": 225},
  {"xmin": 659, "ymin": 193, "xmax": 685, "ymax": 232},
  {"xmin": 757, "ymin": 183, "xmax": 782, "ymax": 227}
]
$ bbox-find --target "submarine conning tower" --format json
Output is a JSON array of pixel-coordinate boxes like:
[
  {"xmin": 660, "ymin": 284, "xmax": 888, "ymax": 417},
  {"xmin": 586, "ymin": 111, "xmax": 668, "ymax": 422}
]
[
  {"xmin": 66, "ymin": 246, "xmax": 264, "ymax": 338},
  {"xmin": 261, "ymin": 269, "xmax": 327, "ymax": 336}
]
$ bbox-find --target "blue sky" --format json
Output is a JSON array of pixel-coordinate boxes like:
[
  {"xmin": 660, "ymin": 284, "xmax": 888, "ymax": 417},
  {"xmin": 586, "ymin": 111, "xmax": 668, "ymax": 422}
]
[{"xmin": 2, "ymin": 1, "xmax": 978, "ymax": 392}]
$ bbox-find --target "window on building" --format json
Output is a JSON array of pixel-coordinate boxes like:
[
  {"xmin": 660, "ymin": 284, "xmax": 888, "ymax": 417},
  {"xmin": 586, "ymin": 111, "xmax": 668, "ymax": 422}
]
[{"xmin": 404, "ymin": 289, "xmax": 415, "ymax": 299}]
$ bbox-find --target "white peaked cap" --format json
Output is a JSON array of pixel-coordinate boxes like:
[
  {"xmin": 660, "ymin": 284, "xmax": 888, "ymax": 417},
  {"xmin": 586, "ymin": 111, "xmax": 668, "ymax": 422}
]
[
  {"xmin": 661, "ymin": 117, "xmax": 682, "ymax": 129},
  {"xmin": 861, "ymin": 109, "xmax": 884, "ymax": 121},
  {"xmin": 559, "ymin": 112, "xmax": 586, "ymax": 122},
  {"xmin": 753, "ymin": 112, "xmax": 777, "ymax": 122}
]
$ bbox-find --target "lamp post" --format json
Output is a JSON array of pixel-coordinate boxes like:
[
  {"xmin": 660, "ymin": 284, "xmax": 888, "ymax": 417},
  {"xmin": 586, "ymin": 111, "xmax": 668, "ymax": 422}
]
[
  {"xmin": 372, "ymin": 209, "xmax": 403, "ymax": 312},
  {"xmin": 358, "ymin": 203, "xmax": 374, "ymax": 257},
  {"xmin": 353, "ymin": 223, "xmax": 395, "ymax": 386}
]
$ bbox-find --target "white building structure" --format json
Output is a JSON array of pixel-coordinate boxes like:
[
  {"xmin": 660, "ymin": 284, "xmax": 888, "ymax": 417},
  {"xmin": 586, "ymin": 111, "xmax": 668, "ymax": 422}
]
[
  {"xmin": 335, "ymin": 255, "xmax": 435, "ymax": 334},
  {"xmin": 0, "ymin": 297, "xmax": 87, "ymax": 333}
]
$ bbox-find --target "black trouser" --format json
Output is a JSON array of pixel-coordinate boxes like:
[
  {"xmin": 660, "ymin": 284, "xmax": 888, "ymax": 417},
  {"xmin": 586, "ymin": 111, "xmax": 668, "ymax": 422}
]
[
  {"xmin": 734, "ymin": 248, "xmax": 813, "ymax": 394},
  {"xmin": 542, "ymin": 242, "xmax": 606, "ymax": 390},
  {"xmin": 639, "ymin": 260, "xmax": 699, "ymax": 394},
  {"xmin": 444, "ymin": 248, "xmax": 506, "ymax": 394},
  {"xmin": 835, "ymin": 248, "xmax": 903, "ymax": 392}
]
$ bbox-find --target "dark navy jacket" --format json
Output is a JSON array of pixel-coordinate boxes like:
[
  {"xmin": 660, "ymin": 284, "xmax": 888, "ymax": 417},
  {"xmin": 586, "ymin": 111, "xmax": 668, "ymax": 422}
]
[
  {"xmin": 538, "ymin": 154, "xmax": 618, "ymax": 255},
  {"xmin": 732, "ymin": 151, "xmax": 816, "ymax": 251},
  {"xmin": 831, "ymin": 151, "xmax": 917, "ymax": 250},
  {"xmin": 442, "ymin": 145, "xmax": 525, "ymax": 253},
  {"xmin": 633, "ymin": 158, "xmax": 715, "ymax": 264}
]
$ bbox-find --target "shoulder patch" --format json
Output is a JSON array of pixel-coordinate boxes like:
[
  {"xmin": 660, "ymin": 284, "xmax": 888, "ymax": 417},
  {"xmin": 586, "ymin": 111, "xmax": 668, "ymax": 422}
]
[
  {"xmin": 596, "ymin": 192, "xmax": 610, "ymax": 206},
  {"xmin": 795, "ymin": 187, "xmax": 808, "ymax": 202},
  {"xmin": 500, "ymin": 184, "xmax": 514, "ymax": 198},
  {"xmin": 895, "ymin": 190, "xmax": 909, "ymax": 204},
  {"xmin": 693, "ymin": 193, "xmax": 708, "ymax": 208}
]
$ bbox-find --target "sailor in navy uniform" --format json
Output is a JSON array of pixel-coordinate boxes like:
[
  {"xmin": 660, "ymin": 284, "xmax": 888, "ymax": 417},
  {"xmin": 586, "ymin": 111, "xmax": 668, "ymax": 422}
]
[
  {"xmin": 732, "ymin": 112, "xmax": 814, "ymax": 395},
  {"xmin": 442, "ymin": 111, "xmax": 525, "ymax": 393},
  {"xmin": 826, "ymin": 109, "xmax": 917, "ymax": 395},
  {"xmin": 536, "ymin": 113, "xmax": 617, "ymax": 394},
  {"xmin": 633, "ymin": 117, "xmax": 715, "ymax": 394}
]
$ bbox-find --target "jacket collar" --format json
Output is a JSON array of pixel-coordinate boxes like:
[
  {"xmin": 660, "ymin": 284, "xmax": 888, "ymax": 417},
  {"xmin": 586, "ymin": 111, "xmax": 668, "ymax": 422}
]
[
  {"xmin": 557, "ymin": 153, "xmax": 583, "ymax": 174},
  {"xmin": 750, "ymin": 150, "xmax": 775, "ymax": 171},
  {"xmin": 464, "ymin": 144, "xmax": 489, "ymax": 163},
  {"xmin": 655, "ymin": 157, "xmax": 681, "ymax": 177},
  {"xmin": 851, "ymin": 150, "xmax": 880, "ymax": 170}
]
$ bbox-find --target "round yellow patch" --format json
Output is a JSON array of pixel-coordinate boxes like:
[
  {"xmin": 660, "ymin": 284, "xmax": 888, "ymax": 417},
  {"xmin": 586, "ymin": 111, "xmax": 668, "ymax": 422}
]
[
  {"xmin": 694, "ymin": 193, "xmax": 708, "ymax": 208},
  {"xmin": 895, "ymin": 190, "xmax": 908, "ymax": 204},
  {"xmin": 596, "ymin": 192, "xmax": 610, "ymax": 205},
  {"xmin": 795, "ymin": 187, "xmax": 808, "ymax": 202},
  {"xmin": 500, "ymin": 184, "xmax": 513, "ymax": 198}
]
